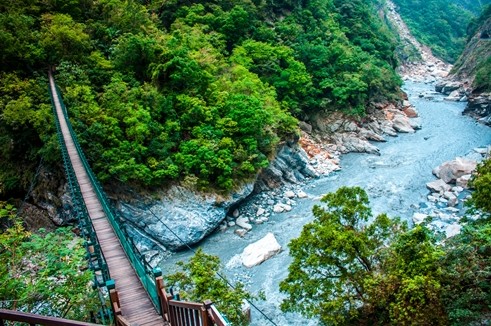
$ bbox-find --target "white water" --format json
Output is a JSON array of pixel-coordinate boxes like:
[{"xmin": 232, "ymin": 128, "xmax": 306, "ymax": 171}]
[{"xmin": 159, "ymin": 82, "xmax": 491, "ymax": 325}]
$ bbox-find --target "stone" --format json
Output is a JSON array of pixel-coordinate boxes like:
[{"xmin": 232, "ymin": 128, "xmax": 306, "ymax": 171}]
[
  {"xmin": 273, "ymin": 204, "xmax": 285, "ymax": 213},
  {"xmin": 451, "ymin": 186, "xmax": 464, "ymax": 193},
  {"xmin": 298, "ymin": 121, "xmax": 312, "ymax": 133},
  {"xmin": 408, "ymin": 117, "xmax": 422, "ymax": 130},
  {"xmin": 392, "ymin": 115, "xmax": 415, "ymax": 133},
  {"xmin": 232, "ymin": 209, "xmax": 240, "ymax": 218},
  {"xmin": 443, "ymin": 192, "xmax": 458, "ymax": 207},
  {"xmin": 445, "ymin": 224, "xmax": 462, "ymax": 238},
  {"xmin": 241, "ymin": 233, "xmax": 282, "ymax": 268},
  {"xmin": 228, "ymin": 221, "xmax": 236, "ymax": 227},
  {"xmin": 433, "ymin": 158, "xmax": 477, "ymax": 184},
  {"xmin": 236, "ymin": 216, "xmax": 253, "ymax": 231},
  {"xmin": 118, "ymin": 183, "xmax": 254, "ymax": 250},
  {"xmin": 256, "ymin": 207, "xmax": 266, "ymax": 217},
  {"xmin": 456, "ymin": 174, "xmax": 472, "ymax": 188},
  {"xmin": 403, "ymin": 106, "xmax": 419, "ymax": 118},
  {"xmin": 297, "ymin": 190, "xmax": 308, "ymax": 198},
  {"xmin": 426, "ymin": 179, "xmax": 451, "ymax": 193},
  {"xmin": 413, "ymin": 213, "xmax": 428, "ymax": 225},
  {"xmin": 235, "ymin": 229, "xmax": 248, "ymax": 237},
  {"xmin": 284, "ymin": 191, "xmax": 296, "ymax": 199}
]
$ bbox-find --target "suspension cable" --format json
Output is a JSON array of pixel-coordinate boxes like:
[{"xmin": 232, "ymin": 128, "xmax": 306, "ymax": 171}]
[{"xmin": 146, "ymin": 207, "xmax": 279, "ymax": 326}]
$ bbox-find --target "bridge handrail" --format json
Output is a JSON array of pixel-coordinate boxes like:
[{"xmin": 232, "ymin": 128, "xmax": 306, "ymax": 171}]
[
  {"xmin": 51, "ymin": 79, "xmax": 160, "ymax": 311},
  {"xmin": 48, "ymin": 78, "xmax": 111, "ymax": 288},
  {"xmin": 0, "ymin": 309, "xmax": 100, "ymax": 326}
]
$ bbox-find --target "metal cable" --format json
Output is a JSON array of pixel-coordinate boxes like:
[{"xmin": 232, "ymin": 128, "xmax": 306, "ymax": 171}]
[{"xmin": 146, "ymin": 207, "xmax": 279, "ymax": 326}]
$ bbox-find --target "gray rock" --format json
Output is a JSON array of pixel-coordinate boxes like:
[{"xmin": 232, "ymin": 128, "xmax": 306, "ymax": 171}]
[
  {"xmin": 413, "ymin": 213, "xmax": 428, "ymax": 225},
  {"xmin": 297, "ymin": 190, "xmax": 308, "ymax": 198},
  {"xmin": 256, "ymin": 207, "xmax": 266, "ymax": 217},
  {"xmin": 236, "ymin": 216, "xmax": 253, "ymax": 231},
  {"xmin": 433, "ymin": 158, "xmax": 477, "ymax": 184},
  {"xmin": 235, "ymin": 229, "xmax": 248, "ymax": 237},
  {"xmin": 445, "ymin": 224, "xmax": 462, "ymax": 238},
  {"xmin": 298, "ymin": 121, "xmax": 312, "ymax": 133},
  {"xmin": 426, "ymin": 179, "xmax": 451, "ymax": 193},
  {"xmin": 255, "ymin": 144, "xmax": 319, "ymax": 191},
  {"xmin": 392, "ymin": 115, "xmax": 415, "ymax": 133},
  {"xmin": 284, "ymin": 191, "xmax": 296, "ymax": 199},
  {"xmin": 456, "ymin": 174, "xmax": 472, "ymax": 188},
  {"xmin": 118, "ymin": 183, "xmax": 253, "ymax": 250}
]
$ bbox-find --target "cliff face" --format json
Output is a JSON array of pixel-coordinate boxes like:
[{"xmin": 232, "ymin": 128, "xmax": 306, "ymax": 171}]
[
  {"xmin": 438, "ymin": 9, "xmax": 491, "ymax": 124},
  {"xmin": 450, "ymin": 14, "xmax": 491, "ymax": 84}
]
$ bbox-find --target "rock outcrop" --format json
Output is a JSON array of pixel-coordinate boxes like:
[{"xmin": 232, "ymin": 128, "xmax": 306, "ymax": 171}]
[
  {"xmin": 118, "ymin": 183, "xmax": 254, "ymax": 250},
  {"xmin": 436, "ymin": 13, "xmax": 491, "ymax": 124}
]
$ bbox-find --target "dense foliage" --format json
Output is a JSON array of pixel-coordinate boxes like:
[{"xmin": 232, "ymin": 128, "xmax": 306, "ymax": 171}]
[
  {"xmin": 0, "ymin": 0, "xmax": 402, "ymax": 193},
  {"xmin": 0, "ymin": 202, "xmax": 99, "ymax": 321},
  {"xmin": 470, "ymin": 158, "xmax": 491, "ymax": 214},
  {"xmin": 166, "ymin": 248, "xmax": 255, "ymax": 325},
  {"xmin": 280, "ymin": 187, "xmax": 491, "ymax": 325},
  {"xmin": 392, "ymin": 0, "xmax": 491, "ymax": 62}
]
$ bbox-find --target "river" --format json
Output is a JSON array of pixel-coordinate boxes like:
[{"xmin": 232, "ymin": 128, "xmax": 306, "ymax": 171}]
[{"xmin": 159, "ymin": 81, "xmax": 491, "ymax": 325}]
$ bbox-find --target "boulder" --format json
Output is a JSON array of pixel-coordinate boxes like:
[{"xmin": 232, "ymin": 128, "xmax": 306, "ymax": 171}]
[
  {"xmin": 334, "ymin": 133, "xmax": 381, "ymax": 155},
  {"xmin": 426, "ymin": 179, "xmax": 451, "ymax": 193},
  {"xmin": 408, "ymin": 117, "xmax": 422, "ymax": 130},
  {"xmin": 256, "ymin": 207, "xmax": 266, "ymax": 217},
  {"xmin": 392, "ymin": 115, "xmax": 415, "ymax": 133},
  {"xmin": 433, "ymin": 158, "xmax": 477, "ymax": 184},
  {"xmin": 241, "ymin": 233, "xmax": 282, "ymax": 268},
  {"xmin": 236, "ymin": 216, "xmax": 253, "ymax": 231},
  {"xmin": 413, "ymin": 213, "xmax": 428, "ymax": 225},
  {"xmin": 403, "ymin": 106, "xmax": 419, "ymax": 118},
  {"xmin": 298, "ymin": 121, "xmax": 312, "ymax": 133},
  {"xmin": 284, "ymin": 191, "xmax": 296, "ymax": 199},
  {"xmin": 445, "ymin": 224, "xmax": 462, "ymax": 238},
  {"xmin": 456, "ymin": 174, "xmax": 472, "ymax": 188},
  {"xmin": 297, "ymin": 190, "xmax": 308, "ymax": 198}
]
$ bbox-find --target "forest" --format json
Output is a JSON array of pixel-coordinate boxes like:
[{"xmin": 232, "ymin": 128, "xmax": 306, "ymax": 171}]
[
  {"xmin": 0, "ymin": 0, "xmax": 401, "ymax": 195},
  {"xmin": 392, "ymin": 0, "xmax": 491, "ymax": 62},
  {"xmin": 1, "ymin": 0, "xmax": 491, "ymax": 324}
]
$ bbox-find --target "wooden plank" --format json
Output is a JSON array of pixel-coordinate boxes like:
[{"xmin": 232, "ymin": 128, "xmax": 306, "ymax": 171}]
[{"xmin": 50, "ymin": 73, "xmax": 164, "ymax": 325}]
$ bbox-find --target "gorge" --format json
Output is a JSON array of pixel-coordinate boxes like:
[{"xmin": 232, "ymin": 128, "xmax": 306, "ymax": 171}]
[{"xmin": 160, "ymin": 79, "xmax": 491, "ymax": 325}]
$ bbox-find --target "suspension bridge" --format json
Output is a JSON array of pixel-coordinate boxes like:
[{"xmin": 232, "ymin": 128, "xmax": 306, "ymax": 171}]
[{"xmin": 0, "ymin": 71, "xmax": 229, "ymax": 326}]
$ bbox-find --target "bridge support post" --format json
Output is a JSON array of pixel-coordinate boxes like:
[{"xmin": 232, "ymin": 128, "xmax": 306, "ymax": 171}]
[
  {"xmin": 106, "ymin": 280, "xmax": 122, "ymax": 319},
  {"xmin": 154, "ymin": 268, "xmax": 173, "ymax": 323}
]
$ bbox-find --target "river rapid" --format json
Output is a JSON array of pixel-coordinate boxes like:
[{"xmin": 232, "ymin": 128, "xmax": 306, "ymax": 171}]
[{"xmin": 159, "ymin": 81, "xmax": 491, "ymax": 325}]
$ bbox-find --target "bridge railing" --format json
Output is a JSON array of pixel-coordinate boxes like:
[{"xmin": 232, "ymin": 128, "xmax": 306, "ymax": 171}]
[
  {"xmin": 154, "ymin": 270, "xmax": 229, "ymax": 326},
  {"xmin": 0, "ymin": 309, "xmax": 100, "ymax": 326},
  {"xmin": 51, "ymin": 80, "xmax": 160, "ymax": 311},
  {"xmin": 48, "ymin": 79, "xmax": 111, "ymax": 288}
]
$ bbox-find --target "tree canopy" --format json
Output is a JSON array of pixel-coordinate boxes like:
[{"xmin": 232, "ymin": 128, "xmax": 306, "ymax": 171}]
[
  {"xmin": 0, "ymin": 0, "xmax": 402, "ymax": 194},
  {"xmin": 280, "ymin": 186, "xmax": 491, "ymax": 325}
]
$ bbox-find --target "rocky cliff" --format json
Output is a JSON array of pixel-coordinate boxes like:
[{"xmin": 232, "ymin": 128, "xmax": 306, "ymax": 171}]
[{"xmin": 436, "ymin": 10, "xmax": 491, "ymax": 124}]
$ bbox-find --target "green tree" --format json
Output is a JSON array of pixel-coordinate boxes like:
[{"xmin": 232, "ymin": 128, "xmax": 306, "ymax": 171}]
[
  {"xmin": 441, "ymin": 222, "xmax": 491, "ymax": 325},
  {"xmin": 0, "ymin": 202, "xmax": 99, "ymax": 321},
  {"xmin": 469, "ymin": 158, "xmax": 491, "ymax": 214},
  {"xmin": 280, "ymin": 187, "xmax": 449, "ymax": 325},
  {"xmin": 166, "ymin": 248, "xmax": 255, "ymax": 325},
  {"xmin": 39, "ymin": 13, "xmax": 90, "ymax": 64},
  {"xmin": 279, "ymin": 187, "xmax": 402, "ymax": 325}
]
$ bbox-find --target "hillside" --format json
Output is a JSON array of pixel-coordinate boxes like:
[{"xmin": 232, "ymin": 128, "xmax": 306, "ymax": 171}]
[
  {"xmin": 0, "ymin": 0, "xmax": 401, "ymax": 204},
  {"xmin": 392, "ymin": 0, "xmax": 491, "ymax": 62}
]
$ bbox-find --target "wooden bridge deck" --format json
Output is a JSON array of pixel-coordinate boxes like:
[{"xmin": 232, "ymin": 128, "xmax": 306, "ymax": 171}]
[{"xmin": 49, "ymin": 73, "xmax": 164, "ymax": 326}]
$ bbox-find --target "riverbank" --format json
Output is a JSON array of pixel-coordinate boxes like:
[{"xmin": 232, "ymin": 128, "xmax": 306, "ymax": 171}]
[{"xmin": 159, "ymin": 81, "xmax": 491, "ymax": 325}]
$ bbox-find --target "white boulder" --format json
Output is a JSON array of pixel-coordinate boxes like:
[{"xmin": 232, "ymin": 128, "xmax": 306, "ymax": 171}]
[
  {"xmin": 241, "ymin": 233, "xmax": 282, "ymax": 268},
  {"xmin": 236, "ymin": 216, "xmax": 252, "ymax": 231}
]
